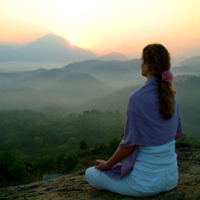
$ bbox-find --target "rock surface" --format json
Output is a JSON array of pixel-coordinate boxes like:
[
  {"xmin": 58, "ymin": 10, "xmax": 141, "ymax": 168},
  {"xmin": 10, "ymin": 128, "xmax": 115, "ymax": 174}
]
[{"xmin": 0, "ymin": 145, "xmax": 200, "ymax": 200}]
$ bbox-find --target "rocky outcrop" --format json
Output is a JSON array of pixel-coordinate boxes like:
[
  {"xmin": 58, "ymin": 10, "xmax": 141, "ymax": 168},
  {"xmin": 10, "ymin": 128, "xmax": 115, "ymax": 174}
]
[{"xmin": 0, "ymin": 145, "xmax": 200, "ymax": 200}]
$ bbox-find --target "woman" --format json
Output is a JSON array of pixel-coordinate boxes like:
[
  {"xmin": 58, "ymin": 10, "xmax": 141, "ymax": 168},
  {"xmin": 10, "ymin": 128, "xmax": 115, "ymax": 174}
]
[{"xmin": 85, "ymin": 44, "xmax": 183, "ymax": 197}]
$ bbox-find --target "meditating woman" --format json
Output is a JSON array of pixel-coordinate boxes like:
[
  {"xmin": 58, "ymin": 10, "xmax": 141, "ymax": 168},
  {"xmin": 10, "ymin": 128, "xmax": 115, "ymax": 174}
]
[{"xmin": 85, "ymin": 44, "xmax": 183, "ymax": 197}]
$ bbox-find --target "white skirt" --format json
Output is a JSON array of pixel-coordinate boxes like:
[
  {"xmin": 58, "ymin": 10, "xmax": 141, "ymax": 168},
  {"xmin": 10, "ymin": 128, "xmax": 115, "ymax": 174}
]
[{"xmin": 85, "ymin": 140, "xmax": 178, "ymax": 197}]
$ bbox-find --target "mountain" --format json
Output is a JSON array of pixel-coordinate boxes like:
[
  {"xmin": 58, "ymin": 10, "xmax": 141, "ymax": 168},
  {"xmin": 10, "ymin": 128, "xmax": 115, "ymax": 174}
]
[
  {"xmin": 0, "ymin": 67, "xmax": 110, "ymax": 92},
  {"xmin": 181, "ymin": 56, "xmax": 200, "ymax": 65},
  {"xmin": 172, "ymin": 64, "xmax": 200, "ymax": 76},
  {"xmin": 80, "ymin": 84, "xmax": 139, "ymax": 113},
  {"xmin": 97, "ymin": 52, "xmax": 129, "ymax": 61},
  {"xmin": 63, "ymin": 59, "xmax": 145, "ymax": 88},
  {"xmin": 171, "ymin": 55, "xmax": 200, "ymax": 76},
  {"xmin": 117, "ymin": 43, "xmax": 141, "ymax": 58},
  {"xmin": 0, "ymin": 45, "xmax": 14, "ymax": 61},
  {"xmin": 0, "ymin": 58, "xmax": 145, "ymax": 113},
  {"xmin": 0, "ymin": 68, "xmax": 113, "ymax": 113},
  {"xmin": 0, "ymin": 34, "xmax": 96, "ymax": 63}
]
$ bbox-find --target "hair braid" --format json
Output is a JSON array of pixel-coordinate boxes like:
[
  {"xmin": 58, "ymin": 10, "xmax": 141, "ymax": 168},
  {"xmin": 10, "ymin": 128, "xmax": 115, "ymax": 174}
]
[{"xmin": 143, "ymin": 44, "xmax": 176, "ymax": 120}]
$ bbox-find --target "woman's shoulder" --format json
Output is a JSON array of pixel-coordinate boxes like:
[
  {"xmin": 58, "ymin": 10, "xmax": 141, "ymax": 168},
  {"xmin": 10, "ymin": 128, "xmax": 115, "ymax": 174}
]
[{"xmin": 130, "ymin": 78, "xmax": 159, "ymax": 99}]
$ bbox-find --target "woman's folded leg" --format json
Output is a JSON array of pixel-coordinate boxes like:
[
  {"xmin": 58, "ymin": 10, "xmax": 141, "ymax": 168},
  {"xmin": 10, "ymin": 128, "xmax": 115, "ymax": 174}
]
[{"xmin": 85, "ymin": 167, "xmax": 143, "ymax": 197}]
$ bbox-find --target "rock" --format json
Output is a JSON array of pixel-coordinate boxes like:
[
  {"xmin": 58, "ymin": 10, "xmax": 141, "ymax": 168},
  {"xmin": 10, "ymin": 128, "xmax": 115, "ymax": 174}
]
[{"xmin": 0, "ymin": 145, "xmax": 200, "ymax": 200}]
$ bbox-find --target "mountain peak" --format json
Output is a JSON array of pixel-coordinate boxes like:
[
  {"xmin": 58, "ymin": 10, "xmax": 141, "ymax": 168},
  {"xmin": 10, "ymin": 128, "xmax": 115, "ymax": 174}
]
[
  {"xmin": 31, "ymin": 34, "xmax": 71, "ymax": 46},
  {"xmin": 4, "ymin": 34, "xmax": 96, "ymax": 63},
  {"xmin": 97, "ymin": 52, "xmax": 129, "ymax": 61}
]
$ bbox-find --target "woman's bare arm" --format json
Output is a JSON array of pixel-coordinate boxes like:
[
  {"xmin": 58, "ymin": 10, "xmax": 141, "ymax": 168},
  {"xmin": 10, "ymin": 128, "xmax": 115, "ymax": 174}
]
[{"xmin": 95, "ymin": 145, "xmax": 135, "ymax": 170}]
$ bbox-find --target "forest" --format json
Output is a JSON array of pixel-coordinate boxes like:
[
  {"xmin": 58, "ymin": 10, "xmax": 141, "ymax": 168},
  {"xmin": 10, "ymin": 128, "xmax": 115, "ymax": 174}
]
[{"xmin": 0, "ymin": 109, "xmax": 124, "ymax": 187}]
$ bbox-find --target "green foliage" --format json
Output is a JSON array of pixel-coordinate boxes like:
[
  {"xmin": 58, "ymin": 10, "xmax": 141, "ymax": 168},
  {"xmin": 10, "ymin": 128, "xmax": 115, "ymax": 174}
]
[
  {"xmin": 34, "ymin": 137, "xmax": 43, "ymax": 147},
  {"xmin": 0, "ymin": 109, "xmax": 127, "ymax": 186},
  {"xmin": 74, "ymin": 163, "xmax": 84, "ymax": 171},
  {"xmin": 80, "ymin": 140, "xmax": 88, "ymax": 150},
  {"xmin": 92, "ymin": 143, "xmax": 109, "ymax": 156},
  {"xmin": 56, "ymin": 153, "xmax": 66, "ymax": 166},
  {"xmin": 176, "ymin": 134, "xmax": 200, "ymax": 146},
  {"xmin": 0, "ymin": 152, "xmax": 27, "ymax": 188},
  {"xmin": 55, "ymin": 144, "xmax": 71, "ymax": 155},
  {"xmin": 109, "ymin": 137, "xmax": 121, "ymax": 156},
  {"xmin": 33, "ymin": 155, "xmax": 54, "ymax": 173},
  {"xmin": 67, "ymin": 137, "xmax": 80, "ymax": 150},
  {"xmin": 65, "ymin": 154, "xmax": 78, "ymax": 172},
  {"xmin": 0, "ymin": 106, "xmax": 199, "ymax": 188},
  {"xmin": 57, "ymin": 153, "xmax": 79, "ymax": 173},
  {"xmin": 0, "ymin": 109, "xmax": 124, "ymax": 160}
]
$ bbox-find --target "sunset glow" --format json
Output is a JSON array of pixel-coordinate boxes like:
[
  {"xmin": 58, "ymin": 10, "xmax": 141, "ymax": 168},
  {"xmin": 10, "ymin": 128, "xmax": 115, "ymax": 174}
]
[
  {"xmin": 70, "ymin": 41, "xmax": 75, "ymax": 46},
  {"xmin": 0, "ymin": 0, "xmax": 200, "ymax": 59}
]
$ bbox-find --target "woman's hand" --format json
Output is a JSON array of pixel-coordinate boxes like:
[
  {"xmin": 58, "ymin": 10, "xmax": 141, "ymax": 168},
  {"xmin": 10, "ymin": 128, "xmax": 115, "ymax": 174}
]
[
  {"xmin": 94, "ymin": 146, "xmax": 135, "ymax": 171},
  {"xmin": 95, "ymin": 159, "xmax": 108, "ymax": 170},
  {"xmin": 95, "ymin": 145, "xmax": 135, "ymax": 170}
]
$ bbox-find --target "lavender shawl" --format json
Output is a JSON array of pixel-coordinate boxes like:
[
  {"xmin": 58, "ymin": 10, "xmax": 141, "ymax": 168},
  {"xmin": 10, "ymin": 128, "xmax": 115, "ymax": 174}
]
[{"xmin": 103, "ymin": 78, "xmax": 183, "ymax": 179}]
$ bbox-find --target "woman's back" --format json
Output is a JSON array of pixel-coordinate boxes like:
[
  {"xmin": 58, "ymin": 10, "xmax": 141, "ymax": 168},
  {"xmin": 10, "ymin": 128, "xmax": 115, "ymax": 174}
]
[
  {"xmin": 134, "ymin": 140, "xmax": 177, "ymax": 172},
  {"xmin": 127, "ymin": 140, "xmax": 178, "ymax": 197}
]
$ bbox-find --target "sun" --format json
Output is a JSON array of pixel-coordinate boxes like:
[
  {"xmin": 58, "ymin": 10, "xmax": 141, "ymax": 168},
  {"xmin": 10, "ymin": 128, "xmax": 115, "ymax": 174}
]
[{"xmin": 70, "ymin": 41, "xmax": 75, "ymax": 46}]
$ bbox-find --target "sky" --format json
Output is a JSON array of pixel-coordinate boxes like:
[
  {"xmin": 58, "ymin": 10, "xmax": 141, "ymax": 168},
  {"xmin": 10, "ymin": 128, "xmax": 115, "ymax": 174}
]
[{"xmin": 0, "ymin": 0, "xmax": 200, "ymax": 60}]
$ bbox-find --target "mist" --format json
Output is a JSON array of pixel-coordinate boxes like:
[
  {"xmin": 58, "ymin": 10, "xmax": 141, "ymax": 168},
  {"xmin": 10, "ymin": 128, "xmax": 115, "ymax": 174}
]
[{"xmin": 0, "ymin": 62, "xmax": 68, "ymax": 72}]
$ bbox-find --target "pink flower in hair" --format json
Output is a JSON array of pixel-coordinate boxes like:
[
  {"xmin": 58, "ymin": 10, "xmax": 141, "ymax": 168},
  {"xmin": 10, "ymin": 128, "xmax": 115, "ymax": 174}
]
[{"xmin": 162, "ymin": 71, "xmax": 173, "ymax": 84}]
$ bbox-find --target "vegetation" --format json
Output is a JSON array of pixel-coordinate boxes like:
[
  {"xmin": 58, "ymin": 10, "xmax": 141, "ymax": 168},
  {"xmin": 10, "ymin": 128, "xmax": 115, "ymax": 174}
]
[
  {"xmin": 0, "ymin": 109, "xmax": 124, "ymax": 188},
  {"xmin": 0, "ymin": 152, "xmax": 28, "ymax": 188},
  {"xmin": 0, "ymin": 109, "xmax": 199, "ymax": 188}
]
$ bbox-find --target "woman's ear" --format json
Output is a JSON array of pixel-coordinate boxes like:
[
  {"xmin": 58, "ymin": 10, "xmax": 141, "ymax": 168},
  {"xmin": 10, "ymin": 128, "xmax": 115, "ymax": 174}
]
[{"xmin": 145, "ymin": 63, "xmax": 149, "ymax": 71}]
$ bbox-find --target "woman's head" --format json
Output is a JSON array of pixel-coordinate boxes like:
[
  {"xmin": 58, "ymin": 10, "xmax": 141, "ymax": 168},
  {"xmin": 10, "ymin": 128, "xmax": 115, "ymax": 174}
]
[
  {"xmin": 142, "ymin": 44, "xmax": 171, "ymax": 79},
  {"xmin": 142, "ymin": 43, "xmax": 176, "ymax": 120}
]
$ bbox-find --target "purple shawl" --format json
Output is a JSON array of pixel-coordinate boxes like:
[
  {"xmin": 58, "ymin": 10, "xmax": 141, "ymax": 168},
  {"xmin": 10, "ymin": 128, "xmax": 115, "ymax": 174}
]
[{"xmin": 103, "ymin": 78, "xmax": 183, "ymax": 179}]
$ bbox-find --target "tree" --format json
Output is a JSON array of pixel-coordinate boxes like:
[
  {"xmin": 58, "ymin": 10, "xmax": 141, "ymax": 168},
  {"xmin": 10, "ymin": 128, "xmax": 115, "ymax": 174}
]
[
  {"xmin": 55, "ymin": 143, "xmax": 71, "ymax": 155},
  {"xmin": 34, "ymin": 137, "xmax": 43, "ymax": 148},
  {"xmin": 109, "ymin": 137, "xmax": 121, "ymax": 156},
  {"xmin": 92, "ymin": 143, "xmax": 109, "ymax": 155},
  {"xmin": 80, "ymin": 140, "xmax": 88, "ymax": 150},
  {"xmin": 0, "ymin": 152, "xmax": 27, "ymax": 188},
  {"xmin": 33, "ymin": 155, "xmax": 54, "ymax": 173},
  {"xmin": 68, "ymin": 137, "xmax": 80, "ymax": 151},
  {"xmin": 56, "ymin": 153, "xmax": 66, "ymax": 167},
  {"xmin": 61, "ymin": 153, "xmax": 78, "ymax": 173}
]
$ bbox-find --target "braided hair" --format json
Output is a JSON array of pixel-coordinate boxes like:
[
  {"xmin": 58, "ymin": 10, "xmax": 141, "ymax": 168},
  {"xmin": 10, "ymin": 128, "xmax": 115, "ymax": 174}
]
[{"xmin": 142, "ymin": 44, "xmax": 176, "ymax": 120}]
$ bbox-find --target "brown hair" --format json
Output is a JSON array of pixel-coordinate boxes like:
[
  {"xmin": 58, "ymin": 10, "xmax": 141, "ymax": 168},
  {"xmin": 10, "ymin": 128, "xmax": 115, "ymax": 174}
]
[{"xmin": 142, "ymin": 44, "xmax": 176, "ymax": 120}]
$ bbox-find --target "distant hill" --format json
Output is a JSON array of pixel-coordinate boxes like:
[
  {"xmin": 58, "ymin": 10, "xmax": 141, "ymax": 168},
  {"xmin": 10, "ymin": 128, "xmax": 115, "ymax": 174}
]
[
  {"xmin": 172, "ymin": 55, "xmax": 200, "ymax": 76},
  {"xmin": 62, "ymin": 57, "xmax": 200, "ymax": 89},
  {"xmin": 0, "ymin": 67, "xmax": 109, "ymax": 91},
  {"xmin": 97, "ymin": 52, "xmax": 129, "ymax": 61},
  {"xmin": 172, "ymin": 64, "xmax": 200, "ymax": 76},
  {"xmin": 181, "ymin": 56, "xmax": 200, "ymax": 65},
  {"xmin": 63, "ymin": 59, "xmax": 145, "ymax": 88},
  {"xmin": 81, "ymin": 84, "xmax": 140, "ymax": 112},
  {"xmin": 0, "ymin": 68, "xmax": 113, "ymax": 113},
  {"xmin": 0, "ymin": 34, "xmax": 96, "ymax": 63}
]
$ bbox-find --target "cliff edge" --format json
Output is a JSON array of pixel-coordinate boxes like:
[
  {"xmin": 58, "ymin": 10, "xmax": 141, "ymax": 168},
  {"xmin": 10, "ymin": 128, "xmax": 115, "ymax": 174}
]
[{"xmin": 0, "ymin": 145, "xmax": 200, "ymax": 200}]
